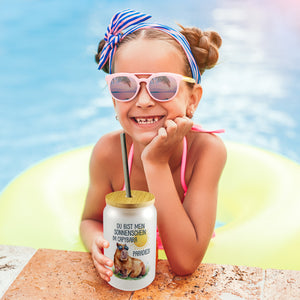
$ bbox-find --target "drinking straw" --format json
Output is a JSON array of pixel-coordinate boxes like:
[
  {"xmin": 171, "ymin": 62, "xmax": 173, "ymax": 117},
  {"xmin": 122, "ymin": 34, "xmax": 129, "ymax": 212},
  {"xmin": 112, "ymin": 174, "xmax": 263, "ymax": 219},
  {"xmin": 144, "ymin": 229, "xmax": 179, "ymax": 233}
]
[{"xmin": 120, "ymin": 132, "xmax": 132, "ymax": 198}]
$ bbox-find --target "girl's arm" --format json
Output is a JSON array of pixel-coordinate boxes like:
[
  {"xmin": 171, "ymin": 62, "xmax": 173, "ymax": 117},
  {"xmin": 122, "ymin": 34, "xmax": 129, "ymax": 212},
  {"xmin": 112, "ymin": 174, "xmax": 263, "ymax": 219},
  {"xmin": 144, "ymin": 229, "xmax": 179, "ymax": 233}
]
[
  {"xmin": 142, "ymin": 121, "xmax": 227, "ymax": 275},
  {"xmin": 80, "ymin": 135, "xmax": 117, "ymax": 282}
]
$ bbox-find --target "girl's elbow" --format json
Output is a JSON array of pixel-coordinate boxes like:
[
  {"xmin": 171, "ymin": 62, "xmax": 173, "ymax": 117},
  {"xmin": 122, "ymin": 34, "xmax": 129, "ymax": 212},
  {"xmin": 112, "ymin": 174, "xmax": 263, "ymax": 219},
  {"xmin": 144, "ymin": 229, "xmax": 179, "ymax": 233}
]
[
  {"xmin": 171, "ymin": 264, "xmax": 199, "ymax": 276},
  {"xmin": 170, "ymin": 256, "xmax": 203, "ymax": 276}
]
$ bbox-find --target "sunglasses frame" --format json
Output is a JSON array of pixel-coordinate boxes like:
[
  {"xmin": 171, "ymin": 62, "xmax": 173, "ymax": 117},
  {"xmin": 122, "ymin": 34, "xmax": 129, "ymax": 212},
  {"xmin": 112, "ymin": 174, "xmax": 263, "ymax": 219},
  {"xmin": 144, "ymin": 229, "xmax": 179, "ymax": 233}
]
[{"xmin": 105, "ymin": 72, "xmax": 196, "ymax": 102}]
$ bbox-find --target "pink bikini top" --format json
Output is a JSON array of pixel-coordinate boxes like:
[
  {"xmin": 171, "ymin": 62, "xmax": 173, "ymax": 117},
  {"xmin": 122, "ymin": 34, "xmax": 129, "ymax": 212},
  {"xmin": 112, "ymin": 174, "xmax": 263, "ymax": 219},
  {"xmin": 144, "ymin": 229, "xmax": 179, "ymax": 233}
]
[
  {"xmin": 122, "ymin": 125, "xmax": 225, "ymax": 250},
  {"xmin": 121, "ymin": 125, "xmax": 224, "ymax": 250},
  {"xmin": 122, "ymin": 125, "xmax": 225, "ymax": 194}
]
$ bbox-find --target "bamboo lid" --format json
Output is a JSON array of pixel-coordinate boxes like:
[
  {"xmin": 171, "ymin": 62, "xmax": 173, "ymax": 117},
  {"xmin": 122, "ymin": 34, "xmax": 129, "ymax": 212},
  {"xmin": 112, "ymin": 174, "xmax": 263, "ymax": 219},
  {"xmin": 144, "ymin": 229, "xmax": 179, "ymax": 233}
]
[{"xmin": 105, "ymin": 190, "xmax": 155, "ymax": 208}]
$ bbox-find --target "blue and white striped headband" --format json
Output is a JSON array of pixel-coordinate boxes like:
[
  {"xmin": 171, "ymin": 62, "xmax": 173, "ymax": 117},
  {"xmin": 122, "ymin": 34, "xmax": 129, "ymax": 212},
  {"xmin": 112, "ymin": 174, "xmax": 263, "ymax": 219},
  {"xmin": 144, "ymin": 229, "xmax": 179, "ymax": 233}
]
[{"xmin": 98, "ymin": 9, "xmax": 201, "ymax": 84}]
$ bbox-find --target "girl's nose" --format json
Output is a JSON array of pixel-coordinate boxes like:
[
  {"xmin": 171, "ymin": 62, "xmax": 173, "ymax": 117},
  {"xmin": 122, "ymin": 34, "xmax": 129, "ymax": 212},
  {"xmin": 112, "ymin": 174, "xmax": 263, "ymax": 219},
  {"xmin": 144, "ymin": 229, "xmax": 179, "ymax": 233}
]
[{"xmin": 135, "ymin": 83, "xmax": 155, "ymax": 108}]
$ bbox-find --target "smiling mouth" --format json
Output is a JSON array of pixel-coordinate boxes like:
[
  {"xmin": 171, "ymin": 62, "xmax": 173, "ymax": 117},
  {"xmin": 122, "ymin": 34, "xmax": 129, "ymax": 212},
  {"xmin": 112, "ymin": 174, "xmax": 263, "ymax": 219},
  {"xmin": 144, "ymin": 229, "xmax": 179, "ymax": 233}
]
[{"xmin": 133, "ymin": 116, "xmax": 164, "ymax": 125}]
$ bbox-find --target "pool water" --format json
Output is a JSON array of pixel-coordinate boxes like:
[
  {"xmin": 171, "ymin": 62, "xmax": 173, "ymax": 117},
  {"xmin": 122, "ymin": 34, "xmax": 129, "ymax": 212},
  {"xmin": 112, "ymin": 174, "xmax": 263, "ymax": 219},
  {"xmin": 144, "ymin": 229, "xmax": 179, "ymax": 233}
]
[{"xmin": 0, "ymin": 0, "xmax": 299, "ymax": 191}]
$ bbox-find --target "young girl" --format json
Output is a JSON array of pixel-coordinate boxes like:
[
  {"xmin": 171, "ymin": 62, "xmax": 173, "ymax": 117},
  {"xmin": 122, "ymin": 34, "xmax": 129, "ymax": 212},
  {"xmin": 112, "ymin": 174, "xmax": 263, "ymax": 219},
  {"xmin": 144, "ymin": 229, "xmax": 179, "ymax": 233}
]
[{"xmin": 80, "ymin": 9, "xmax": 226, "ymax": 282}]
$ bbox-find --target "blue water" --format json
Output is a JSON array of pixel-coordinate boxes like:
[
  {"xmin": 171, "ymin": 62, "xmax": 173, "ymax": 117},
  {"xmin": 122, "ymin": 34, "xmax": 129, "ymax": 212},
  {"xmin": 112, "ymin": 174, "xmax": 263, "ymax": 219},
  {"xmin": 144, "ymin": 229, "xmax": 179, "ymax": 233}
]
[{"xmin": 1, "ymin": 0, "xmax": 299, "ymax": 191}]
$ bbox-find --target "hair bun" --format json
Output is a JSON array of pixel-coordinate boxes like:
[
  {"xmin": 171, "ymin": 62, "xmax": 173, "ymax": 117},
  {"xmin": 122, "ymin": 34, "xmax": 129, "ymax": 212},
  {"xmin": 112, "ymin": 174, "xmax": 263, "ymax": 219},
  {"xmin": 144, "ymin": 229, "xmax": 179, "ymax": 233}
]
[
  {"xmin": 179, "ymin": 26, "xmax": 222, "ymax": 74},
  {"xmin": 95, "ymin": 39, "xmax": 109, "ymax": 73}
]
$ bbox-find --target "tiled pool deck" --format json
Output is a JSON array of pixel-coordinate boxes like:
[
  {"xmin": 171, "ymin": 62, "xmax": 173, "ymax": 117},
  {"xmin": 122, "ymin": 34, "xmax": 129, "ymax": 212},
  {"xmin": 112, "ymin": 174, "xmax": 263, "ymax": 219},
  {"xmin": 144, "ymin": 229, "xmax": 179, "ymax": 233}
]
[{"xmin": 1, "ymin": 245, "xmax": 300, "ymax": 299}]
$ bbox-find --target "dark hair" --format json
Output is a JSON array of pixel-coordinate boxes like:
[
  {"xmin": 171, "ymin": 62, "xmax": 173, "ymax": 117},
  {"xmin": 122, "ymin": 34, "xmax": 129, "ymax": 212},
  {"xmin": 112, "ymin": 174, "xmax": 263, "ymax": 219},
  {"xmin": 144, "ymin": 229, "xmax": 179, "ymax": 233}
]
[{"xmin": 95, "ymin": 25, "xmax": 222, "ymax": 76}]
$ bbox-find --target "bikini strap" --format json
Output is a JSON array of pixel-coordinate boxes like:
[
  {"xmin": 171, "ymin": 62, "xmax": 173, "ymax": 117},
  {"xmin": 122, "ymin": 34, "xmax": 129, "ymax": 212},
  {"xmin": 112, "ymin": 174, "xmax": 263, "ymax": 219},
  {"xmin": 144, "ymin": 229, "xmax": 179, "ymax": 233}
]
[
  {"xmin": 181, "ymin": 137, "xmax": 188, "ymax": 196},
  {"xmin": 180, "ymin": 125, "xmax": 225, "ymax": 196},
  {"xmin": 191, "ymin": 124, "xmax": 225, "ymax": 134}
]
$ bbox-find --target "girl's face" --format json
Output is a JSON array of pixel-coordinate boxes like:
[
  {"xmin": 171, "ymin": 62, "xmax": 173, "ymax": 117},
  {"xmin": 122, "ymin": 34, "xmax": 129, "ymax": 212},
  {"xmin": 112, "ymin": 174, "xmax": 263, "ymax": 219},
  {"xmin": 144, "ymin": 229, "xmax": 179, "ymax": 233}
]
[{"xmin": 112, "ymin": 39, "xmax": 202, "ymax": 145}]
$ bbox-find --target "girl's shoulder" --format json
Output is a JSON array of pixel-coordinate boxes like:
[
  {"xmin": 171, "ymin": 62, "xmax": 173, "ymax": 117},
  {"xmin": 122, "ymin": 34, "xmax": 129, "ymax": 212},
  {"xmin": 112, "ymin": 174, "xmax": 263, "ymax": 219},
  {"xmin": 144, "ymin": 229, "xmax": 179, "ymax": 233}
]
[
  {"xmin": 188, "ymin": 130, "xmax": 227, "ymax": 164},
  {"xmin": 89, "ymin": 130, "xmax": 126, "ymax": 191},
  {"xmin": 91, "ymin": 130, "xmax": 123, "ymax": 165},
  {"xmin": 94, "ymin": 130, "xmax": 123, "ymax": 146}
]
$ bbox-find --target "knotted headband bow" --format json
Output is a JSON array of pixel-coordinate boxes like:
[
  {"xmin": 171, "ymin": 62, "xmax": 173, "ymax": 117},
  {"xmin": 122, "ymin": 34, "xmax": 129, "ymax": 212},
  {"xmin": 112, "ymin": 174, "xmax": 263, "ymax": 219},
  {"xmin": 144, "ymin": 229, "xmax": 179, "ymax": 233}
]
[{"xmin": 98, "ymin": 9, "xmax": 201, "ymax": 84}]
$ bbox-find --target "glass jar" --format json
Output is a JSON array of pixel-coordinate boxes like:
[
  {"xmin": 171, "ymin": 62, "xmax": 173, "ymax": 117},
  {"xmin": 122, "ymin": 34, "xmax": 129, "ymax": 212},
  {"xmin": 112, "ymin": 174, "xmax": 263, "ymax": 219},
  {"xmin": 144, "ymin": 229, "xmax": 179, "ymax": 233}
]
[{"xmin": 103, "ymin": 190, "xmax": 157, "ymax": 291}]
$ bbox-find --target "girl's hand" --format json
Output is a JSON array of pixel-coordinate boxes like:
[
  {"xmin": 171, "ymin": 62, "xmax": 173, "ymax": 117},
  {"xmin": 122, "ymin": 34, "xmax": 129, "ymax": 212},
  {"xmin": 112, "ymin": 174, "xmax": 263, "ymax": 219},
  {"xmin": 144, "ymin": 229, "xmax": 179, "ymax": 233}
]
[
  {"xmin": 142, "ymin": 116, "xmax": 193, "ymax": 164},
  {"xmin": 91, "ymin": 236, "xmax": 114, "ymax": 282}
]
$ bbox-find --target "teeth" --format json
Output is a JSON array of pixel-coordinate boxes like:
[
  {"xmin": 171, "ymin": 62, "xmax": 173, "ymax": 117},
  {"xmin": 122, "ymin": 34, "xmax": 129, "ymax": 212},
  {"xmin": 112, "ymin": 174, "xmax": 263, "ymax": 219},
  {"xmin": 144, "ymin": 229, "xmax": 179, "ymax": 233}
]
[{"xmin": 135, "ymin": 117, "xmax": 160, "ymax": 124}]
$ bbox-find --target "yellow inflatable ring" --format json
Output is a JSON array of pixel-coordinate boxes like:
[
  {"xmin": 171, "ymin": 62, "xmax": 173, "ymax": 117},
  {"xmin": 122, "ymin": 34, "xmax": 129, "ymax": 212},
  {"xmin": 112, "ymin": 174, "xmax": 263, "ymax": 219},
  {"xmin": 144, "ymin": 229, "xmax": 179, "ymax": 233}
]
[{"xmin": 0, "ymin": 142, "xmax": 299, "ymax": 270}]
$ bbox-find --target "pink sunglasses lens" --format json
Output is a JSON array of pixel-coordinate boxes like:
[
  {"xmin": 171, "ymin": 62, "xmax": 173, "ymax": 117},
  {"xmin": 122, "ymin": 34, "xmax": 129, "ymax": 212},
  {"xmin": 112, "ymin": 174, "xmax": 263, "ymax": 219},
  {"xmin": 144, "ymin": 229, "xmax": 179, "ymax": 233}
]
[
  {"xmin": 110, "ymin": 76, "xmax": 137, "ymax": 101},
  {"xmin": 148, "ymin": 75, "xmax": 178, "ymax": 101}
]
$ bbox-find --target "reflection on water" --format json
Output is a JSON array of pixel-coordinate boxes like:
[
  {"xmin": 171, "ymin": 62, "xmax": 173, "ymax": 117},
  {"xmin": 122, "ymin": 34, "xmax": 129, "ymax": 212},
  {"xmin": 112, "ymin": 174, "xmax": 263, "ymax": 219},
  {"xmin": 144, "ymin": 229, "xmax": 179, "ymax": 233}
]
[
  {"xmin": 196, "ymin": 0, "xmax": 300, "ymax": 162},
  {"xmin": 0, "ymin": 0, "xmax": 299, "ymax": 190}
]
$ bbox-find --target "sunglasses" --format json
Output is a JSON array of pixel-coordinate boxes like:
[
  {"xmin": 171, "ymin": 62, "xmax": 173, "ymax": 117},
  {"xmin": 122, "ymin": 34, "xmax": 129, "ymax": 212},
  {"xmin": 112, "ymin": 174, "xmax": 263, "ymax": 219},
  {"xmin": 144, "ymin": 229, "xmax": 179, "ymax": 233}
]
[
  {"xmin": 105, "ymin": 72, "xmax": 196, "ymax": 102},
  {"xmin": 117, "ymin": 244, "xmax": 129, "ymax": 251}
]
